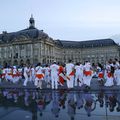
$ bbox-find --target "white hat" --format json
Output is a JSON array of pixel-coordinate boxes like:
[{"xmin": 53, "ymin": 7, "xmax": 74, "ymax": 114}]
[{"xmin": 13, "ymin": 66, "xmax": 16, "ymax": 69}]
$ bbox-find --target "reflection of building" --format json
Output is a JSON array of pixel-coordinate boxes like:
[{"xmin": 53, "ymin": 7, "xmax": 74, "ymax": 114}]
[{"xmin": 0, "ymin": 15, "xmax": 119, "ymax": 65}]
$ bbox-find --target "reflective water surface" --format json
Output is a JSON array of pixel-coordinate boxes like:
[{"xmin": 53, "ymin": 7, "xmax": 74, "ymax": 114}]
[{"xmin": 0, "ymin": 89, "xmax": 120, "ymax": 120}]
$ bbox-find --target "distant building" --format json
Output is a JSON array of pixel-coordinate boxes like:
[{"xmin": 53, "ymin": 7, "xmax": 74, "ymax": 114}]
[
  {"xmin": 0, "ymin": 16, "xmax": 119, "ymax": 66},
  {"xmin": 55, "ymin": 39, "xmax": 120, "ymax": 64}
]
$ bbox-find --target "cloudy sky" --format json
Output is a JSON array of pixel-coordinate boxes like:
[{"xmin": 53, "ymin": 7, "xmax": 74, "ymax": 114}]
[{"xmin": 0, "ymin": 0, "xmax": 120, "ymax": 43}]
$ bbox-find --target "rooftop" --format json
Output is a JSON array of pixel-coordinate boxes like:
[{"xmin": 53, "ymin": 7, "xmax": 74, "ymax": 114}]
[{"xmin": 55, "ymin": 38, "xmax": 118, "ymax": 48}]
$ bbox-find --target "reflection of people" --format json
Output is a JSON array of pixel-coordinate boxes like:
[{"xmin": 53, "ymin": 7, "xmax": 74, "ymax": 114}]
[
  {"xmin": 76, "ymin": 91, "xmax": 84, "ymax": 109},
  {"xmin": 37, "ymin": 98, "xmax": 45, "ymax": 116},
  {"xmin": 84, "ymin": 93, "xmax": 96, "ymax": 117},
  {"xmin": 105, "ymin": 91, "xmax": 117, "ymax": 112},
  {"xmin": 67, "ymin": 92, "xmax": 76, "ymax": 120},
  {"xmin": 59, "ymin": 89, "xmax": 67, "ymax": 109},
  {"xmin": 24, "ymin": 90, "xmax": 30, "ymax": 106},
  {"xmin": 13, "ymin": 90, "xmax": 18, "ymax": 103},
  {"xmin": 116, "ymin": 93, "xmax": 120, "ymax": 112},
  {"xmin": 51, "ymin": 92, "xmax": 60, "ymax": 117},
  {"xmin": 96, "ymin": 91, "xmax": 104, "ymax": 107}
]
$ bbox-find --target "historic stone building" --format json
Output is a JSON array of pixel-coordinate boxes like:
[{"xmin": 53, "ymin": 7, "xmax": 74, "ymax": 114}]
[
  {"xmin": 55, "ymin": 39, "xmax": 120, "ymax": 64},
  {"xmin": 0, "ymin": 16, "xmax": 119, "ymax": 66}
]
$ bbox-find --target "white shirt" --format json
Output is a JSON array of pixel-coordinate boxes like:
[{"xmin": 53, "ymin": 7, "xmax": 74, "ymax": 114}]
[
  {"xmin": 44, "ymin": 67, "xmax": 50, "ymax": 76},
  {"xmin": 30, "ymin": 67, "xmax": 35, "ymax": 75},
  {"xmin": 35, "ymin": 66, "xmax": 43, "ymax": 74},
  {"xmin": 13, "ymin": 68, "xmax": 17, "ymax": 75},
  {"xmin": 50, "ymin": 64, "xmax": 59, "ymax": 75},
  {"xmin": 66, "ymin": 63, "xmax": 74, "ymax": 75},
  {"xmin": 75, "ymin": 64, "xmax": 83, "ymax": 74},
  {"xmin": 2, "ymin": 68, "xmax": 7, "ymax": 74},
  {"xmin": 18, "ymin": 68, "xmax": 22, "ymax": 73},
  {"xmin": 7, "ymin": 68, "xmax": 12, "ymax": 74},
  {"xmin": 24, "ymin": 67, "xmax": 30, "ymax": 76},
  {"xmin": 83, "ymin": 63, "xmax": 91, "ymax": 71}
]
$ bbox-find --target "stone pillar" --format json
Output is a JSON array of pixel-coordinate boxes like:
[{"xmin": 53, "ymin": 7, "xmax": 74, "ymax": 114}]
[
  {"xmin": 38, "ymin": 42, "xmax": 41, "ymax": 63},
  {"xmin": 11, "ymin": 45, "xmax": 14, "ymax": 65},
  {"xmin": 41, "ymin": 42, "xmax": 43, "ymax": 63},
  {"xmin": 31, "ymin": 44, "xmax": 33, "ymax": 64},
  {"xmin": 40, "ymin": 42, "xmax": 42, "ymax": 63}
]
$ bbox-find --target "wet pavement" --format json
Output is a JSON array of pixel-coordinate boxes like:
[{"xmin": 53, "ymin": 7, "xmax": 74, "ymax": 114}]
[
  {"xmin": 0, "ymin": 88, "xmax": 120, "ymax": 120},
  {"xmin": 0, "ymin": 78, "xmax": 120, "ymax": 120}
]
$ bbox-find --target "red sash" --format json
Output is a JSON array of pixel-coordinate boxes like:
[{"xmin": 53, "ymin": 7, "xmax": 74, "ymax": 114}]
[
  {"xmin": 84, "ymin": 70, "xmax": 92, "ymax": 76},
  {"xmin": 107, "ymin": 72, "xmax": 113, "ymax": 78},
  {"xmin": 59, "ymin": 66, "xmax": 65, "ymax": 85},
  {"xmin": 2, "ymin": 73, "xmax": 6, "ymax": 77},
  {"xmin": 98, "ymin": 73, "xmax": 103, "ymax": 78},
  {"xmin": 69, "ymin": 71, "xmax": 74, "ymax": 76},
  {"xmin": 36, "ymin": 74, "xmax": 44, "ymax": 79},
  {"xmin": 13, "ymin": 74, "xmax": 18, "ymax": 77}
]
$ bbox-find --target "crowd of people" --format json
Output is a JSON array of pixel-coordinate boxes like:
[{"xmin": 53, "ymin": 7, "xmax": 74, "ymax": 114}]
[{"xmin": 0, "ymin": 58, "xmax": 120, "ymax": 89}]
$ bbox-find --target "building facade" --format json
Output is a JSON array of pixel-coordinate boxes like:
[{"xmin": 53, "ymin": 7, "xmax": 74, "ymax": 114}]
[
  {"xmin": 0, "ymin": 16, "xmax": 119, "ymax": 66},
  {"xmin": 55, "ymin": 39, "xmax": 120, "ymax": 64}
]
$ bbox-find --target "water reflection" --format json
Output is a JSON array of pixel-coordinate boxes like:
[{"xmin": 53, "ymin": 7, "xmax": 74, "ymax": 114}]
[{"xmin": 0, "ymin": 89, "xmax": 120, "ymax": 120}]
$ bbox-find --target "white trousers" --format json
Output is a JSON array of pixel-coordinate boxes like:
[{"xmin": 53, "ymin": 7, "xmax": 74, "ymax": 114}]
[
  {"xmin": 51, "ymin": 74, "xmax": 58, "ymax": 89},
  {"xmin": 34, "ymin": 78, "xmax": 43, "ymax": 89},
  {"xmin": 83, "ymin": 75, "xmax": 92, "ymax": 87},
  {"xmin": 30, "ymin": 74, "xmax": 35, "ymax": 82},
  {"xmin": 115, "ymin": 74, "xmax": 120, "ymax": 86},
  {"xmin": 67, "ymin": 76, "xmax": 74, "ymax": 88},
  {"xmin": 44, "ymin": 75, "xmax": 50, "ymax": 83},
  {"xmin": 23, "ymin": 75, "xmax": 29, "ymax": 86},
  {"xmin": 104, "ymin": 77, "xmax": 114, "ymax": 86},
  {"xmin": 75, "ymin": 73, "xmax": 83, "ymax": 87}
]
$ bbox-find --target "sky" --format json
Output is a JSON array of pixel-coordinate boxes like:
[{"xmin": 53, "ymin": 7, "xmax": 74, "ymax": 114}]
[{"xmin": 0, "ymin": 0, "xmax": 120, "ymax": 43}]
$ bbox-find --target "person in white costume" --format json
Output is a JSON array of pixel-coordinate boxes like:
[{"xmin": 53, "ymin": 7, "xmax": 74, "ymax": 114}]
[
  {"xmin": 44, "ymin": 64, "xmax": 50, "ymax": 88},
  {"xmin": 104, "ymin": 61, "xmax": 114, "ymax": 87},
  {"xmin": 115, "ymin": 58, "xmax": 120, "ymax": 68},
  {"xmin": 65, "ymin": 60, "xmax": 74, "ymax": 88},
  {"xmin": 6, "ymin": 66, "xmax": 13, "ymax": 82},
  {"xmin": 96, "ymin": 63, "xmax": 104, "ymax": 86},
  {"xmin": 114, "ymin": 66, "xmax": 120, "ymax": 86},
  {"xmin": 50, "ymin": 61, "xmax": 59, "ymax": 89},
  {"xmin": 23, "ymin": 64, "xmax": 30, "ymax": 86},
  {"xmin": 2, "ymin": 67, "xmax": 7, "ymax": 80},
  {"xmin": 30, "ymin": 65, "xmax": 35, "ymax": 82},
  {"xmin": 74, "ymin": 62, "xmax": 83, "ymax": 87},
  {"xmin": 12, "ymin": 66, "xmax": 19, "ymax": 83},
  {"xmin": 83, "ymin": 61, "xmax": 93, "ymax": 88},
  {"xmin": 17, "ymin": 67, "xmax": 23, "ymax": 80},
  {"xmin": 35, "ymin": 63, "xmax": 44, "ymax": 89}
]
